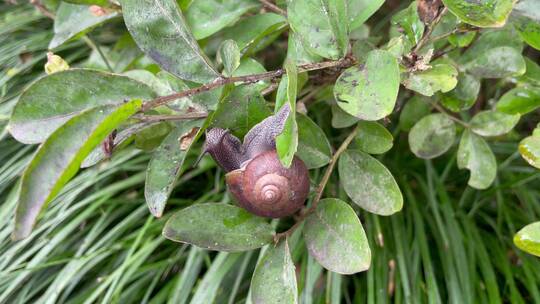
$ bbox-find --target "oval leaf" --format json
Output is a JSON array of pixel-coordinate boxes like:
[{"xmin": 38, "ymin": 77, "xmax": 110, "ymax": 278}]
[
  {"xmin": 275, "ymin": 61, "xmax": 299, "ymax": 167},
  {"xmin": 514, "ymin": 222, "xmax": 540, "ymax": 257},
  {"xmin": 13, "ymin": 100, "xmax": 142, "ymax": 240},
  {"xmin": 399, "ymin": 96, "xmax": 431, "ymax": 131},
  {"xmin": 409, "ymin": 113, "xmax": 456, "ymax": 159},
  {"xmin": 251, "ymin": 240, "xmax": 298, "ymax": 304},
  {"xmin": 496, "ymin": 87, "xmax": 540, "ymax": 115},
  {"xmin": 9, "ymin": 69, "xmax": 155, "ymax": 144},
  {"xmin": 402, "ymin": 63, "xmax": 458, "ymax": 97},
  {"xmin": 339, "ymin": 150, "xmax": 403, "ymax": 215},
  {"xmin": 441, "ymin": 73, "xmax": 480, "ymax": 112},
  {"xmin": 121, "ymin": 0, "xmax": 219, "ymax": 83},
  {"xmin": 442, "ymin": 0, "xmax": 513, "ymax": 28},
  {"xmin": 470, "ymin": 110, "xmax": 520, "ymax": 137},
  {"xmin": 463, "ymin": 46, "xmax": 526, "ymax": 79},
  {"xmin": 303, "ymin": 198, "xmax": 371, "ymax": 274},
  {"xmin": 297, "ymin": 114, "xmax": 332, "ymax": 169},
  {"xmin": 162, "ymin": 203, "xmax": 274, "ymax": 251},
  {"xmin": 457, "ymin": 130, "xmax": 497, "ymax": 189},
  {"xmin": 519, "ymin": 129, "xmax": 540, "ymax": 169},
  {"xmin": 334, "ymin": 50, "xmax": 400, "ymax": 120},
  {"xmin": 218, "ymin": 39, "xmax": 241, "ymax": 76},
  {"xmin": 352, "ymin": 121, "xmax": 393, "ymax": 154}
]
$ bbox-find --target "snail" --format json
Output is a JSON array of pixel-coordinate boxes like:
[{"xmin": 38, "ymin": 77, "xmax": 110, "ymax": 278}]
[{"xmin": 199, "ymin": 104, "xmax": 310, "ymax": 218}]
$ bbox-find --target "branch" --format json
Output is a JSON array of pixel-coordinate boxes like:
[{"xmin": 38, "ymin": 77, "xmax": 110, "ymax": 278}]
[
  {"xmin": 413, "ymin": 7, "xmax": 448, "ymax": 54},
  {"xmin": 259, "ymin": 0, "xmax": 287, "ymax": 16},
  {"xmin": 140, "ymin": 56, "xmax": 355, "ymax": 112},
  {"xmin": 274, "ymin": 124, "xmax": 360, "ymax": 241},
  {"xmin": 431, "ymin": 102, "xmax": 471, "ymax": 128},
  {"xmin": 133, "ymin": 112, "xmax": 208, "ymax": 122}
]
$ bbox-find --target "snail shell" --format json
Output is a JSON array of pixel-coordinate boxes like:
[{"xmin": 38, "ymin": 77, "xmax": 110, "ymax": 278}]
[{"xmin": 226, "ymin": 150, "xmax": 310, "ymax": 218}]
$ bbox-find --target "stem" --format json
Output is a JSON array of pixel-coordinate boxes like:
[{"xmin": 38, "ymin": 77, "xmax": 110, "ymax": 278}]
[
  {"xmin": 141, "ymin": 57, "xmax": 354, "ymax": 112},
  {"xmin": 430, "ymin": 102, "xmax": 471, "ymax": 128},
  {"xmin": 82, "ymin": 36, "xmax": 114, "ymax": 72},
  {"xmin": 259, "ymin": 0, "xmax": 287, "ymax": 16},
  {"xmin": 274, "ymin": 124, "xmax": 360, "ymax": 242},
  {"xmin": 413, "ymin": 7, "xmax": 448, "ymax": 54}
]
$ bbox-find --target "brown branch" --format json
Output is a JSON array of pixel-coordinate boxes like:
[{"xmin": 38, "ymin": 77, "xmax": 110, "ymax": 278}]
[
  {"xmin": 274, "ymin": 124, "xmax": 360, "ymax": 242},
  {"xmin": 141, "ymin": 57, "xmax": 355, "ymax": 112},
  {"xmin": 30, "ymin": 0, "xmax": 55, "ymax": 19},
  {"xmin": 413, "ymin": 7, "xmax": 448, "ymax": 54},
  {"xmin": 259, "ymin": 0, "xmax": 287, "ymax": 16}
]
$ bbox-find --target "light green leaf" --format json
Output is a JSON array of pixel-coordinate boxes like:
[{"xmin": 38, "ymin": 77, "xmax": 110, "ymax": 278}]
[
  {"xmin": 218, "ymin": 40, "xmax": 241, "ymax": 76},
  {"xmin": 297, "ymin": 114, "xmax": 332, "ymax": 169},
  {"xmin": 13, "ymin": 100, "xmax": 142, "ymax": 240},
  {"xmin": 185, "ymin": 0, "xmax": 259, "ymax": 40},
  {"xmin": 457, "ymin": 129, "xmax": 497, "ymax": 189},
  {"xmin": 276, "ymin": 61, "xmax": 299, "ymax": 167},
  {"xmin": 348, "ymin": 0, "xmax": 384, "ymax": 29},
  {"xmin": 403, "ymin": 63, "xmax": 458, "ymax": 96},
  {"xmin": 391, "ymin": 1, "xmax": 424, "ymax": 45},
  {"xmin": 463, "ymin": 46, "xmax": 526, "ymax": 79},
  {"xmin": 222, "ymin": 13, "xmax": 287, "ymax": 54},
  {"xmin": 288, "ymin": 0, "xmax": 349, "ymax": 59},
  {"xmin": 441, "ymin": 73, "xmax": 480, "ymax": 112},
  {"xmin": 519, "ymin": 128, "xmax": 540, "ymax": 169},
  {"xmin": 409, "ymin": 113, "xmax": 456, "ymax": 159},
  {"xmin": 399, "ymin": 96, "xmax": 431, "ymax": 131},
  {"xmin": 470, "ymin": 110, "xmax": 520, "ymax": 137},
  {"xmin": 49, "ymin": 2, "xmax": 119, "ymax": 49},
  {"xmin": 511, "ymin": 0, "xmax": 540, "ymax": 50},
  {"xmin": 514, "ymin": 222, "xmax": 540, "ymax": 257},
  {"xmin": 163, "ymin": 203, "xmax": 274, "ymax": 251},
  {"xmin": 496, "ymin": 87, "xmax": 540, "ymax": 115},
  {"xmin": 251, "ymin": 240, "xmax": 298, "ymax": 304},
  {"xmin": 331, "ymin": 105, "xmax": 359, "ymax": 129},
  {"xmin": 121, "ymin": 0, "xmax": 219, "ymax": 83},
  {"xmin": 334, "ymin": 50, "xmax": 400, "ymax": 120},
  {"xmin": 145, "ymin": 120, "xmax": 204, "ymax": 217},
  {"xmin": 8, "ymin": 69, "xmax": 155, "ymax": 144},
  {"xmin": 339, "ymin": 150, "xmax": 403, "ymax": 215},
  {"xmin": 352, "ymin": 121, "xmax": 393, "ymax": 154},
  {"xmin": 516, "ymin": 57, "xmax": 540, "ymax": 87},
  {"xmin": 442, "ymin": 0, "xmax": 513, "ymax": 28},
  {"xmin": 304, "ymin": 198, "xmax": 371, "ymax": 274},
  {"xmin": 287, "ymin": 31, "xmax": 323, "ymax": 65}
]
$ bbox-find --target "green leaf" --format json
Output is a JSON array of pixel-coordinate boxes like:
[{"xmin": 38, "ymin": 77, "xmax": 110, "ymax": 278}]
[
  {"xmin": 441, "ymin": 73, "xmax": 480, "ymax": 112},
  {"xmin": 121, "ymin": 0, "xmax": 219, "ymax": 83},
  {"xmin": 514, "ymin": 222, "xmax": 540, "ymax": 257},
  {"xmin": 511, "ymin": 0, "xmax": 540, "ymax": 50},
  {"xmin": 218, "ymin": 40, "xmax": 241, "ymax": 76},
  {"xmin": 8, "ymin": 69, "xmax": 155, "ymax": 144},
  {"xmin": 185, "ymin": 0, "xmax": 259, "ymax": 40},
  {"xmin": 163, "ymin": 203, "xmax": 274, "ymax": 251},
  {"xmin": 399, "ymin": 96, "xmax": 431, "ymax": 131},
  {"xmin": 276, "ymin": 61, "xmax": 299, "ymax": 167},
  {"xmin": 251, "ymin": 240, "xmax": 298, "ymax": 304},
  {"xmin": 391, "ymin": 1, "xmax": 424, "ymax": 45},
  {"xmin": 334, "ymin": 50, "xmax": 400, "ymax": 120},
  {"xmin": 49, "ymin": 2, "xmax": 119, "ymax": 49},
  {"xmin": 303, "ymin": 198, "xmax": 371, "ymax": 274},
  {"xmin": 403, "ymin": 63, "xmax": 458, "ymax": 96},
  {"xmin": 134, "ymin": 122, "xmax": 173, "ymax": 151},
  {"xmin": 519, "ymin": 128, "xmax": 540, "ymax": 169},
  {"xmin": 13, "ymin": 100, "xmax": 142, "ymax": 240},
  {"xmin": 496, "ymin": 87, "xmax": 540, "ymax": 115},
  {"xmin": 63, "ymin": 0, "xmax": 108, "ymax": 5},
  {"xmin": 352, "ymin": 121, "xmax": 393, "ymax": 154},
  {"xmin": 470, "ymin": 110, "xmax": 520, "ymax": 137},
  {"xmin": 339, "ymin": 150, "xmax": 403, "ymax": 215},
  {"xmin": 460, "ymin": 29, "xmax": 523, "ymax": 64},
  {"xmin": 517, "ymin": 57, "xmax": 540, "ymax": 87},
  {"xmin": 442, "ymin": 0, "xmax": 513, "ymax": 28},
  {"xmin": 457, "ymin": 129, "xmax": 497, "ymax": 189},
  {"xmin": 222, "ymin": 13, "xmax": 287, "ymax": 52},
  {"xmin": 409, "ymin": 113, "xmax": 456, "ymax": 159},
  {"xmin": 463, "ymin": 46, "xmax": 526, "ymax": 79},
  {"xmin": 348, "ymin": 0, "xmax": 384, "ymax": 30},
  {"xmin": 297, "ymin": 114, "xmax": 332, "ymax": 169},
  {"xmin": 145, "ymin": 120, "xmax": 203, "ymax": 217},
  {"xmin": 287, "ymin": 31, "xmax": 323, "ymax": 65},
  {"xmin": 288, "ymin": 0, "xmax": 349, "ymax": 59},
  {"xmin": 331, "ymin": 105, "xmax": 359, "ymax": 128}
]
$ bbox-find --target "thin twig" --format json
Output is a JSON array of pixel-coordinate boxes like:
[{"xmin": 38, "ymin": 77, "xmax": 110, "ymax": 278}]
[
  {"xmin": 431, "ymin": 102, "xmax": 471, "ymax": 128},
  {"xmin": 133, "ymin": 112, "xmax": 208, "ymax": 122},
  {"xmin": 274, "ymin": 124, "xmax": 360, "ymax": 242},
  {"xmin": 82, "ymin": 36, "xmax": 114, "ymax": 72},
  {"xmin": 30, "ymin": 0, "xmax": 55, "ymax": 19},
  {"xmin": 413, "ymin": 7, "xmax": 448, "ymax": 54},
  {"xmin": 259, "ymin": 0, "xmax": 287, "ymax": 16},
  {"xmin": 141, "ymin": 57, "xmax": 354, "ymax": 112}
]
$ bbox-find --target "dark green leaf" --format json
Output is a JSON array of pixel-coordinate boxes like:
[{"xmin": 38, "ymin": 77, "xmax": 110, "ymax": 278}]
[
  {"xmin": 303, "ymin": 198, "xmax": 371, "ymax": 274},
  {"xmin": 470, "ymin": 110, "xmax": 520, "ymax": 137},
  {"xmin": 519, "ymin": 128, "xmax": 540, "ymax": 169},
  {"xmin": 163, "ymin": 203, "xmax": 274, "ymax": 251},
  {"xmin": 339, "ymin": 150, "xmax": 403, "ymax": 215},
  {"xmin": 442, "ymin": 0, "xmax": 513, "ymax": 27},
  {"xmin": 409, "ymin": 113, "xmax": 456, "ymax": 159},
  {"xmin": 402, "ymin": 63, "xmax": 458, "ymax": 96},
  {"xmin": 13, "ymin": 100, "xmax": 142, "ymax": 240},
  {"xmin": 251, "ymin": 240, "xmax": 298, "ymax": 304},
  {"xmin": 496, "ymin": 87, "xmax": 540, "ymax": 115},
  {"xmin": 514, "ymin": 222, "xmax": 540, "ymax": 257},
  {"xmin": 441, "ymin": 73, "xmax": 480, "ymax": 112},
  {"xmin": 134, "ymin": 122, "xmax": 173, "ymax": 151},
  {"xmin": 121, "ymin": 0, "xmax": 219, "ymax": 83},
  {"xmin": 9, "ymin": 69, "xmax": 155, "ymax": 144},
  {"xmin": 352, "ymin": 121, "xmax": 393, "ymax": 154},
  {"xmin": 457, "ymin": 129, "xmax": 497, "ymax": 189},
  {"xmin": 334, "ymin": 50, "xmax": 400, "ymax": 120},
  {"xmin": 276, "ymin": 61, "xmax": 299, "ymax": 167},
  {"xmin": 399, "ymin": 96, "xmax": 431, "ymax": 131},
  {"xmin": 297, "ymin": 114, "xmax": 332, "ymax": 169}
]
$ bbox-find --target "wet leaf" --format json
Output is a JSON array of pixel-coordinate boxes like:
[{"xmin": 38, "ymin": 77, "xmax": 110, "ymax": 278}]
[
  {"xmin": 457, "ymin": 129, "xmax": 496, "ymax": 189},
  {"xmin": 441, "ymin": 73, "xmax": 480, "ymax": 112},
  {"xmin": 251, "ymin": 240, "xmax": 298, "ymax": 304},
  {"xmin": 496, "ymin": 87, "xmax": 540, "ymax": 115},
  {"xmin": 470, "ymin": 110, "xmax": 520, "ymax": 137},
  {"xmin": 121, "ymin": 0, "xmax": 219, "ymax": 83},
  {"xmin": 145, "ymin": 120, "xmax": 204, "ymax": 217},
  {"xmin": 403, "ymin": 63, "xmax": 458, "ymax": 96},
  {"xmin": 409, "ymin": 113, "xmax": 456, "ymax": 159},
  {"xmin": 334, "ymin": 50, "xmax": 400, "ymax": 120},
  {"xmin": 163, "ymin": 203, "xmax": 274, "ymax": 251},
  {"xmin": 352, "ymin": 121, "xmax": 393, "ymax": 154},
  {"xmin": 519, "ymin": 128, "xmax": 540, "ymax": 169},
  {"xmin": 514, "ymin": 222, "xmax": 540, "ymax": 257},
  {"xmin": 49, "ymin": 2, "xmax": 119, "ymax": 49},
  {"xmin": 297, "ymin": 114, "xmax": 332, "ymax": 169},
  {"xmin": 13, "ymin": 100, "xmax": 142, "ymax": 240},
  {"xmin": 339, "ymin": 150, "xmax": 403, "ymax": 215},
  {"xmin": 8, "ymin": 69, "xmax": 155, "ymax": 144},
  {"xmin": 304, "ymin": 198, "xmax": 371, "ymax": 274},
  {"xmin": 442, "ymin": 0, "xmax": 513, "ymax": 28}
]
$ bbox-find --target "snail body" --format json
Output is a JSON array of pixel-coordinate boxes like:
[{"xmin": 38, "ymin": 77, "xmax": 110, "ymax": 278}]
[{"xmin": 200, "ymin": 104, "xmax": 310, "ymax": 218}]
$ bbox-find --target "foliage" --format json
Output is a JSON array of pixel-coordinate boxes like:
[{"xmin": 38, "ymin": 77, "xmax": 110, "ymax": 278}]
[{"xmin": 1, "ymin": 0, "xmax": 540, "ymax": 302}]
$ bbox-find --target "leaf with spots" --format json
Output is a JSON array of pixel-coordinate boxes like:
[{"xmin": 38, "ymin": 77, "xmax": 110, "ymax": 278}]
[
  {"xmin": 409, "ymin": 113, "xmax": 456, "ymax": 159},
  {"xmin": 297, "ymin": 113, "xmax": 332, "ymax": 169},
  {"xmin": 457, "ymin": 129, "xmax": 497, "ymax": 189},
  {"xmin": 402, "ymin": 63, "xmax": 458, "ymax": 97},
  {"xmin": 470, "ymin": 110, "xmax": 520, "ymax": 137},
  {"xmin": 352, "ymin": 121, "xmax": 393, "ymax": 155},
  {"xmin": 442, "ymin": 0, "xmax": 514, "ymax": 28}
]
